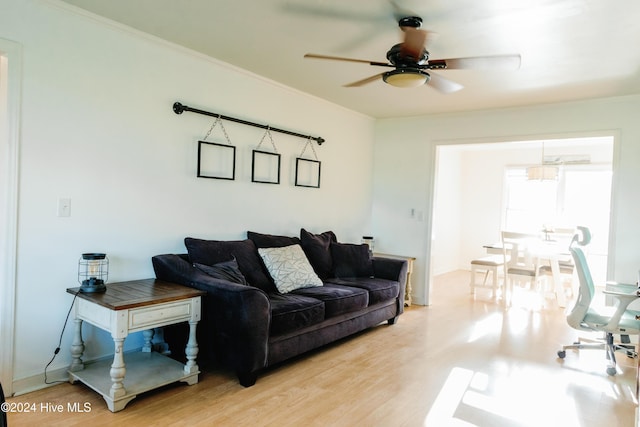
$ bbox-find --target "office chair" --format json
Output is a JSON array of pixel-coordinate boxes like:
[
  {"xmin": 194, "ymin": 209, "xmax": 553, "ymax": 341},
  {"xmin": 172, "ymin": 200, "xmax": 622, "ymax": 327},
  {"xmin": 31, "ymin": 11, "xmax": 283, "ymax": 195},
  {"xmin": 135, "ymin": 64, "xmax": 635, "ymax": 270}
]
[{"xmin": 557, "ymin": 226, "xmax": 640, "ymax": 375}]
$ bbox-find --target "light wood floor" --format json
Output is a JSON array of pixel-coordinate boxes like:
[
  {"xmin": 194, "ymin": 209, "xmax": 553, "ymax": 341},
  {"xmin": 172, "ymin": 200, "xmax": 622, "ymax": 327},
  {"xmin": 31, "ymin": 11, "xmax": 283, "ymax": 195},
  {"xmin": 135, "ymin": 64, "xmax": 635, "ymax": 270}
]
[{"xmin": 7, "ymin": 270, "xmax": 638, "ymax": 426}]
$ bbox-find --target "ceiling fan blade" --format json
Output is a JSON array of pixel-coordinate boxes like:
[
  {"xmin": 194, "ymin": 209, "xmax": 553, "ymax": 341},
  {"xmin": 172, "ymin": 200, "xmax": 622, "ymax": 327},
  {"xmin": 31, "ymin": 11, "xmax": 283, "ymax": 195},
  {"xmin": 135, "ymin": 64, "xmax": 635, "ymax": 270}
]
[
  {"xmin": 429, "ymin": 54, "xmax": 522, "ymax": 70},
  {"xmin": 427, "ymin": 72, "xmax": 464, "ymax": 93},
  {"xmin": 401, "ymin": 28, "xmax": 428, "ymax": 59},
  {"xmin": 344, "ymin": 73, "xmax": 385, "ymax": 87},
  {"xmin": 304, "ymin": 53, "xmax": 393, "ymax": 68}
]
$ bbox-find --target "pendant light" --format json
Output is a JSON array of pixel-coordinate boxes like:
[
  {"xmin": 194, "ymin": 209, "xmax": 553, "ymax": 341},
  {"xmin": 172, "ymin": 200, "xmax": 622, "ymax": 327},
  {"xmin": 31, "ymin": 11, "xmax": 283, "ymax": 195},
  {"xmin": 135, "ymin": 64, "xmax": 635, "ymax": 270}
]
[{"xmin": 527, "ymin": 141, "xmax": 558, "ymax": 181}]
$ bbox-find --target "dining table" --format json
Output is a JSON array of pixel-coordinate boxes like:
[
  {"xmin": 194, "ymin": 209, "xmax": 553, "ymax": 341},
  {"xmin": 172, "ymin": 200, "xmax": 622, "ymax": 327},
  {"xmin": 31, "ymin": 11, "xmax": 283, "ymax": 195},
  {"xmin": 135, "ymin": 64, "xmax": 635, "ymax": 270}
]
[{"xmin": 483, "ymin": 238, "xmax": 572, "ymax": 308}]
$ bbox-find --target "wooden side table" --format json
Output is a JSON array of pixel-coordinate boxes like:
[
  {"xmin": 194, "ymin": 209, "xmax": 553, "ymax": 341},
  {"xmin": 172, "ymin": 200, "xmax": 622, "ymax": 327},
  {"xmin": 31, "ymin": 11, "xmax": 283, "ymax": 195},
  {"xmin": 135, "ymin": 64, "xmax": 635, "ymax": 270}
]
[
  {"xmin": 66, "ymin": 279, "xmax": 206, "ymax": 412},
  {"xmin": 374, "ymin": 253, "xmax": 416, "ymax": 306}
]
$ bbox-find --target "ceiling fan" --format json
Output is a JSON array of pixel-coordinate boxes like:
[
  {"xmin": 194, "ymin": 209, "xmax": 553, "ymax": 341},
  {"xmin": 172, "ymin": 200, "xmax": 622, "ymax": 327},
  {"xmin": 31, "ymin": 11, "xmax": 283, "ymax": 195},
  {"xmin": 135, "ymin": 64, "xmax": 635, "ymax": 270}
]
[{"xmin": 304, "ymin": 14, "xmax": 521, "ymax": 93}]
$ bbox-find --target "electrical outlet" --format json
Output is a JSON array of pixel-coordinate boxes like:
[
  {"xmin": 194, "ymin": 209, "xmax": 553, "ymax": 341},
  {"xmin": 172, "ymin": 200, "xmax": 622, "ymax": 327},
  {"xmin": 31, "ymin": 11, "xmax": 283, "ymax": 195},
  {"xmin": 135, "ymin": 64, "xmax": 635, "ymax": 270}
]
[{"xmin": 57, "ymin": 198, "xmax": 71, "ymax": 217}]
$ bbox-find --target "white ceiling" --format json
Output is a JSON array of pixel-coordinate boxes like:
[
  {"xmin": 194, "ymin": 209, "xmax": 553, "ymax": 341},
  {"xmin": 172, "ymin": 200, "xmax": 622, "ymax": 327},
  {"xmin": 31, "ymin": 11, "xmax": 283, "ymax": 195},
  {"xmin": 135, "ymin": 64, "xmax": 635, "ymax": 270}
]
[{"xmin": 59, "ymin": 0, "xmax": 640, "ymax": 118}]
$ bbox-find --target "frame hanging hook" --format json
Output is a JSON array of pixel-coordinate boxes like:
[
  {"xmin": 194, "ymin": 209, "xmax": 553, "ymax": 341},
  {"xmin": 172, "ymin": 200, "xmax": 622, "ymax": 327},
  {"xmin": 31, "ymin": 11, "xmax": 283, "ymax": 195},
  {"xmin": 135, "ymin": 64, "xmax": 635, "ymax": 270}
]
[
  {"xmin": 299, "ymin": 136, "xmax": 319, "ymax": 160},
  {"xmin": 203, "ymin": 114, "xmax": 232, "ymax": 145},
  {"xmin": 257, "ymin": 125, "xmax": 278, "ymax": 153}
]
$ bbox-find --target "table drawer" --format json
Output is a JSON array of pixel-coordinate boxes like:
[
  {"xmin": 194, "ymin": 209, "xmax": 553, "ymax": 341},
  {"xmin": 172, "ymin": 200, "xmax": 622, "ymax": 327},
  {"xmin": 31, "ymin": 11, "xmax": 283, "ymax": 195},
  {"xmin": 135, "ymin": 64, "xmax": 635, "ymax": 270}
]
[{"xmin": 128, "ymin": 300, "xmax": 193, "ymax": 330}]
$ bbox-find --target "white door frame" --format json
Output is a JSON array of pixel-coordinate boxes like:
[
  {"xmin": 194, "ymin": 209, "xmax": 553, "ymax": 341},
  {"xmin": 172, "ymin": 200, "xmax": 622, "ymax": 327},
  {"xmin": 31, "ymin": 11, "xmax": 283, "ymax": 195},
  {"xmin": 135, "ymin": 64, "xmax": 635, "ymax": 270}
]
[
  {"xmin": 427, "ymin": 132, "xmax": 618, "ymax": 304},
  {"xmin": 1, "ymin": 38, "xmax": 22, "ymax": 396}
]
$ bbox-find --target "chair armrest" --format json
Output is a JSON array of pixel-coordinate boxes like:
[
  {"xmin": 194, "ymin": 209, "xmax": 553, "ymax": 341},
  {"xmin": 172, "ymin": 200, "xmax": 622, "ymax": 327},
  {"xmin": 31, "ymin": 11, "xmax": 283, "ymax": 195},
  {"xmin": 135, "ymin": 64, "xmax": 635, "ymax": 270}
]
[
  {"xmin": 602, "ymin": 288, "xmax": 640, "ymax": 331},
  {"xmin": 602, "ymin": 289, "xmax": 639, "ymax": 297},
  {"xmin": 604, "ymin": 282, "xmax": 637, "ymax": 293}
]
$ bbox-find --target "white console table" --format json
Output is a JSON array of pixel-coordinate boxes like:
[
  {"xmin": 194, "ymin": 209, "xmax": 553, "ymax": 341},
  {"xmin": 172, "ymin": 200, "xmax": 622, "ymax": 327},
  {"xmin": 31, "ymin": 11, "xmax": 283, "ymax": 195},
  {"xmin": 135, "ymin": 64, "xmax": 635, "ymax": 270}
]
[
  {"xmin": 67, "ymin": 279, "xmax": 205, "ymax": 412},
  {"xmin": 374, "ymin": 253, "xmax": 416, "ymax": 306}
]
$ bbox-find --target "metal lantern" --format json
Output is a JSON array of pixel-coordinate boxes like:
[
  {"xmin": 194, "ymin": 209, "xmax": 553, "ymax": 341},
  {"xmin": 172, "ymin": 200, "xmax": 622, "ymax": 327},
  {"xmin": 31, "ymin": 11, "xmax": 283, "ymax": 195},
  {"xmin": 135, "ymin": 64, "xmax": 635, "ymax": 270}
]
[{"xmin": 78, "ymin": 253, "xmax": 108, "ymax": 293}]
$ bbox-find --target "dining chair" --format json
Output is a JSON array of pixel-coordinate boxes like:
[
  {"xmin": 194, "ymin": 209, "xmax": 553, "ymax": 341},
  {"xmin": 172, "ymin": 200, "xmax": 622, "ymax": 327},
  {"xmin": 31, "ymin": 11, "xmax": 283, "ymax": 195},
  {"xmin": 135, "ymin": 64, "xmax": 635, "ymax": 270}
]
[
  {"xmin": 539, "ymin": 256, "xmax": 575, "ymax": 298},
  {"xmin": 557, "ymin": 226, "xmax": 640, "ymax": 375},
  {"xmin": 470, "ymin": 254, "xmax": 505, "ymax": 299},
  {"xmin": 501, "ymin": 231, "xmax": 545, "ymax": 302},
  {"xmin": 540, "ymin": 226, "xmax": 576, "ymax": 296}
]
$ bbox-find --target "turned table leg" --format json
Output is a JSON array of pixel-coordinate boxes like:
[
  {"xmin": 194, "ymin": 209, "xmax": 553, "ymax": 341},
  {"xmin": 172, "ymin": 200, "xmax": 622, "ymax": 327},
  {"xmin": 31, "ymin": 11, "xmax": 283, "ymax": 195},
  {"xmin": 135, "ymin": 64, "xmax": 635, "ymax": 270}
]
[
  {"xmin": 69, "ymin": 318, "xmax": 85, "ymax": 374},
  {"xmin": 109, "ymin": 338, "xmax": 126, "ymax": 399},
  {"xmin": 184, "ymin": 320, "xmax": 199, "ymax": 377},
  {"xmin": 142, "ymin": 329, "xmax": 154, "ymax": 353}
]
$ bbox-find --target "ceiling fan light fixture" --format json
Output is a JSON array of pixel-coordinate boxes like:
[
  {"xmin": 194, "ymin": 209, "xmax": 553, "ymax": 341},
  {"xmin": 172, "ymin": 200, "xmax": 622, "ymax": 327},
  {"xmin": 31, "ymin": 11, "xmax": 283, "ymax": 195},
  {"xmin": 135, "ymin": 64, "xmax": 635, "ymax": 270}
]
[{"xmin": 383, "ymin": 69, "xmax": 430, "ymax": 88}]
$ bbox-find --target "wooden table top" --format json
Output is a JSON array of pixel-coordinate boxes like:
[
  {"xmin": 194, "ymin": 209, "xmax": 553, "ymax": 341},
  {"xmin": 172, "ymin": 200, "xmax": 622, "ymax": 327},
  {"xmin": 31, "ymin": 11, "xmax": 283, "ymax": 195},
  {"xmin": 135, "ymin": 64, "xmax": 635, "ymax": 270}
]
[{"xmin": 66, "ymin": 279, "xmax": 205, "ymax": 311}]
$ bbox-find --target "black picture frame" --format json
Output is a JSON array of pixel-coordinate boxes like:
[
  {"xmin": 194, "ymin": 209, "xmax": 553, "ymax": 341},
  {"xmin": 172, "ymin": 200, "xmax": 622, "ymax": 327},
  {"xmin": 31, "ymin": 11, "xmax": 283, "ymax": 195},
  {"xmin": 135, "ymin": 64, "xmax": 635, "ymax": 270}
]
[
  {"xmin": 197, "ymin": 141, "xmax": 236, "ymax": 180},
  {"xmin": 295, "ymin": 158, "xmax": 321, "ymax": 188},
  {"xmin": 251, "ymin": 150, "xmax": 281, "ymax": 184}
]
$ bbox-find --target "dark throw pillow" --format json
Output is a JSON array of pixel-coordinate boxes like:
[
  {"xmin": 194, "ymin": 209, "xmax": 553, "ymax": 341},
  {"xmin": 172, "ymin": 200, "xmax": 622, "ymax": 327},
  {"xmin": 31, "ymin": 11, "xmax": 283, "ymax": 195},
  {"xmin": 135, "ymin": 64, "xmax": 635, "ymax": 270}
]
[
  {"xmin": 300, "ymin": 228, "xmax": 337, "ymax": 279},
  {"xmin": 330, "ymin": 242, "xmax": 374, "ymax": 278},
  {"xmin": 184, "ymin": 237, "xmax": 274, "ymax": 292},
  {"xmin": 247, "ymin": 231, "xmax": 300, "ymax": 248},
  {"xmin": 194, "ymin": 257, "xmax": 248, "ymax": 285}
]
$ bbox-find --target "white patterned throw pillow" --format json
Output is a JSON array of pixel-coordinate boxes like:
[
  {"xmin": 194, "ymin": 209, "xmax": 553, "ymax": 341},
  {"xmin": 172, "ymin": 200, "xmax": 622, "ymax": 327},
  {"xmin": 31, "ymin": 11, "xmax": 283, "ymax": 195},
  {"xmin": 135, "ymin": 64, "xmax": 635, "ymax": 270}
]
[{"xmin": 258, "ymin": 244, "xmax": 323, "ymax": 293}]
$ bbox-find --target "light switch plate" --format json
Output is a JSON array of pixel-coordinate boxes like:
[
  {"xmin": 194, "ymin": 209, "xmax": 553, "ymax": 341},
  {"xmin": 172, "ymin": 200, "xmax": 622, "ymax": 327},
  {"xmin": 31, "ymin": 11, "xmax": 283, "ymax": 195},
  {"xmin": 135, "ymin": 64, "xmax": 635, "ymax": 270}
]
[{"xmin": 57, "ymin": 198, "xmax": 71, "ymax": 217}]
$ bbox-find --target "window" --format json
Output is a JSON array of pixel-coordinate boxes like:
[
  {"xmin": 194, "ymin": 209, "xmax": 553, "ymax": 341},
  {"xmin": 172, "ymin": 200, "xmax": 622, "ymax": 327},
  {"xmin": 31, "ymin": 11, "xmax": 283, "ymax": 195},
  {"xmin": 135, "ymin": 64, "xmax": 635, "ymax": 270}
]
[
  {"xmin": 503, "ymin": 165, "xmax": 612, "ymax": 282},
  {"xmin": 503, "ymin": 168, "xmax": 558, "ymax": 233}
]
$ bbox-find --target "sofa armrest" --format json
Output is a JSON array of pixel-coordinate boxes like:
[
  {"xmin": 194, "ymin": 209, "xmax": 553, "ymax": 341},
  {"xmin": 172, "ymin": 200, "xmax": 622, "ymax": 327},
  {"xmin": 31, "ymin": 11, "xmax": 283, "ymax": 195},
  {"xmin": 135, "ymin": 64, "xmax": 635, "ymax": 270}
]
[
  {"xmin": 372, "ymin": 257, "xmax": 408, "ymax": 314},
  {"xmin": 152, "ymin": 254, "xmax": 270, "ymax": 382},
  {"xmin": 372, "ymin": 257, "xmax": 408, "ymax": 283}
]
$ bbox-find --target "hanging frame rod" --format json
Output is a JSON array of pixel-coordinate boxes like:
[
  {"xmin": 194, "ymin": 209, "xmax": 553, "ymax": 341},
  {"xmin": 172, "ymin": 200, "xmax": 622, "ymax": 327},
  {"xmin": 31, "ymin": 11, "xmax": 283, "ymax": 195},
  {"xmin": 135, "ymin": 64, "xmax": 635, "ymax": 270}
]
[{"xmin": 173, "ymin": 102, "xmax": 325, "ymax": 145}]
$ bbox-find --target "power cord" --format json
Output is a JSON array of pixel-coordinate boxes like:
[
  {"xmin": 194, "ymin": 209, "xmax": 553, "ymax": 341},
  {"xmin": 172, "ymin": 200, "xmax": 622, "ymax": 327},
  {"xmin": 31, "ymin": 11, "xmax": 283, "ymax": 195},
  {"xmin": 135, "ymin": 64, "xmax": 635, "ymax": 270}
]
[{"xmin": 44, "ymin": 290, "xmax": 80, "ymax": 384}]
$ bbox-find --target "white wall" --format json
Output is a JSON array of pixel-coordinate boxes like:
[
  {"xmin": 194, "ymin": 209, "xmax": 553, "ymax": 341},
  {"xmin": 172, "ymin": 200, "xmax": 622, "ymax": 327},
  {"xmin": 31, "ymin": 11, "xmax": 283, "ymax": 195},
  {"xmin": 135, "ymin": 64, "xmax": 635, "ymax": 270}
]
[
  {"xmin": 1, "ymin": 0, "xmax": 375, "ymax": 393},
  {"xmin": 431, "ymin": 146, "xmax": 463, "ymax": 275},
  {"xmin": 373, "ymin": 95, "xmax": 640, "ymax": 305}
]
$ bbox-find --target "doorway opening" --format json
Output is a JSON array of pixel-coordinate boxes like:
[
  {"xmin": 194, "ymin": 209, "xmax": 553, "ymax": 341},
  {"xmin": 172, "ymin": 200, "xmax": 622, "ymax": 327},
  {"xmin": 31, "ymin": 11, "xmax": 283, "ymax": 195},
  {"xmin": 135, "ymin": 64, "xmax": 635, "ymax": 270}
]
[{"xmin": 430, "ymin": 135, "xmax": 615, "ymax": 301}]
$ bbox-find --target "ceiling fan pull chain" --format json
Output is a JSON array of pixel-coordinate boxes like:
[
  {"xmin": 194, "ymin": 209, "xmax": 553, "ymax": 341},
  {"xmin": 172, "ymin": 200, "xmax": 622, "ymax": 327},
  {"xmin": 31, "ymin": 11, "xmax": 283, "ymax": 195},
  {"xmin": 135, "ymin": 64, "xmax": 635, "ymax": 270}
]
[
  {"xmin": 202, "ymin": 115, "xmax": 233, "ymax": 145},
  {"xmin": 257, "ymin": 126, "xmax": 278, "ymax": 153},
  {"xmin": 299, "ymin": 136, "xmax": 319, "ymax": 160}
]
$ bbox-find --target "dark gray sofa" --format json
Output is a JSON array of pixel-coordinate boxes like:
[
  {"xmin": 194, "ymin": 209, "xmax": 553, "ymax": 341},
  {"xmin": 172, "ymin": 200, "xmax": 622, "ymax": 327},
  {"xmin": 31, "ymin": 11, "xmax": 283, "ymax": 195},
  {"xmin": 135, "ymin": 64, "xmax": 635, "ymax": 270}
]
[{"xmin": 152, "ymin": 229, "xmax": 408, "ymax": 387}]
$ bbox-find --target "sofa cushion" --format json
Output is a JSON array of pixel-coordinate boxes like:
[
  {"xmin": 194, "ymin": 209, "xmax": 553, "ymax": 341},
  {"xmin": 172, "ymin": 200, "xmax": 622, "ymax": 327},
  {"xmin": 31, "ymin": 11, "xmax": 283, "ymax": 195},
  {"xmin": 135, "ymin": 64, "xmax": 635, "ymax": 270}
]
[
  {"xmin": 248, "ymin": 231, "xmax": 300, "ymax": 248},
  {"xmin": 258, "ymin": 244, "xmax": 323, "ymax": 293},
  {"xmin": 330, "ymin": 243, "xmax": 374, "ymax": 278},
  {"xmin": 185, "ymin": 237, "xmax": 275, "ymax": 292},
  {"xmin": 269, "ymin": 293, "xmax": 325, "ymax": 335},
  {"xmin": 325, "ymin": 277, "xmax": 399, "ymax": 305},
  {"xmin": 292, "ymin": 283, "xmax": 368, "ymax": 317},
  {"xmin": 194, "ymin": 257, "xmax": 248, "ymax": 285},
  {"xmin": 300, "ymin": 228, "xmax": 337, "ymax": 279}
]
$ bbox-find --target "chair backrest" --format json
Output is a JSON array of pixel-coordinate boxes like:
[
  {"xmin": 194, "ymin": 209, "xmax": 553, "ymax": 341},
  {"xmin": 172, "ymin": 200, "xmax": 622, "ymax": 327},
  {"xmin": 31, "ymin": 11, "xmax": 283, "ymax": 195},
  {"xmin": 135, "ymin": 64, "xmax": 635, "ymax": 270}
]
[
  {"xmin": 566, "ymin": 226, "xmax": 594, "ymax": 329},
  {"xmin": 501, "ymin": 231, "xmax": 540, "ymax": 270}
]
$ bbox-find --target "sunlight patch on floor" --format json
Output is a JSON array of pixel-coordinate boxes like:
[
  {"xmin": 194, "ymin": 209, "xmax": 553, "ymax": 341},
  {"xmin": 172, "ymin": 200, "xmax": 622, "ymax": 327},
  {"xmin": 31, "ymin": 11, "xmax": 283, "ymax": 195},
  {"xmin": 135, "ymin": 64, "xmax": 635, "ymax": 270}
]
[
  {"xmin": 424, "ymin": 367, "xmax": 477, "ymax": 427},
  {"xmin": 425, "ymin": 366, "xmax": 582, "ymax": 427},
  {"xmin": 467, "ymin": 313, "xmax": 503, "ymax": 343}
]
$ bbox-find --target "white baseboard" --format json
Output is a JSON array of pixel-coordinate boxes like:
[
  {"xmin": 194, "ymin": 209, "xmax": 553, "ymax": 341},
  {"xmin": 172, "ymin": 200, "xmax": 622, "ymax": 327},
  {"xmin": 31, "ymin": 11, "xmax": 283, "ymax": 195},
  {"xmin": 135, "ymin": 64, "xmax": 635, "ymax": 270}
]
[{"xmin": 11, "ymin": 366, "xmax": 69, "ymax": 396}]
